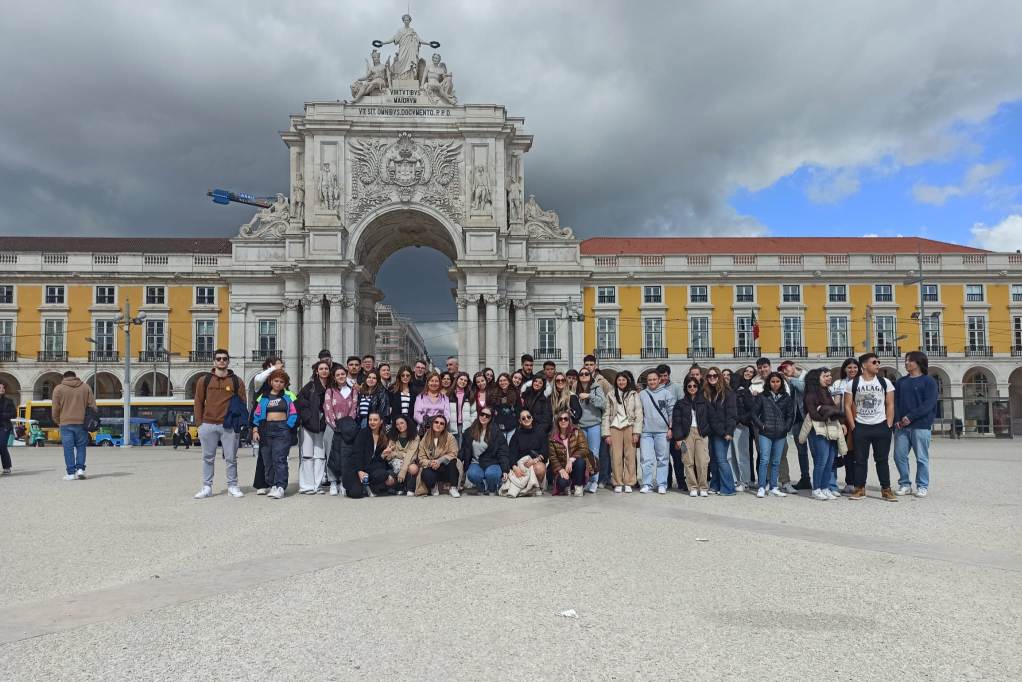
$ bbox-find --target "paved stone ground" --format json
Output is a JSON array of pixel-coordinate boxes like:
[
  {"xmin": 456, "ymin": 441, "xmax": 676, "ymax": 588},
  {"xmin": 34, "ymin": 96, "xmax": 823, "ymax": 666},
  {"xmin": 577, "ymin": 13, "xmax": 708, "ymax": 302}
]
[{"xmin": 0, "ymin": 439, "xmax": 1019, "ymax": 681}]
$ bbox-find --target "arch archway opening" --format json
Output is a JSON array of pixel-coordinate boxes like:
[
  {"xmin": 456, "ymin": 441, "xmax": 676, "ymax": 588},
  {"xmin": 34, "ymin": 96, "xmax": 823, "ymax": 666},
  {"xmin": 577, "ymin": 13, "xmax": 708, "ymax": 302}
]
[
  {"xmin": 962, "ymin": 366, "xmax": 997, "ymax": 435},
  {"xmin": 34, "ymin": 372, "xmax": 63, "ymax": 400},
  {"xmin": 87, "ymin": 371, "xmax": 123, "ymax": 400},
  {"xmin": 135, "ymin": 372, "xmax": 172, "ymax": 397},
  {"xmin": 1009, "ymin": 367, "xmax": 1022, "ymax": 436},
  {"xmin": 0, "ymin": 372, "xmax": 22, "ymax": 407}
]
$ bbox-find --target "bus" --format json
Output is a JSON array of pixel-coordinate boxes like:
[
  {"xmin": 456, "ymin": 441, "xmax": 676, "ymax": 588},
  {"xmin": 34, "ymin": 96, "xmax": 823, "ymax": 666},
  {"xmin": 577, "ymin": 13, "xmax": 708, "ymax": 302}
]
[{"xmin": 19, "ymin": 397, "xmax": 198, "ymax": 443}]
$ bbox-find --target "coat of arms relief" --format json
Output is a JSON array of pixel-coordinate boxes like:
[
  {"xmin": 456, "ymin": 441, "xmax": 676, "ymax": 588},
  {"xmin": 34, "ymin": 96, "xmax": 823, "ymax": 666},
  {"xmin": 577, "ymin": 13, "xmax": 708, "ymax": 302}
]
[{"xmin": 348, "ymin": 132, "xmax": 463, "ymax": 224}]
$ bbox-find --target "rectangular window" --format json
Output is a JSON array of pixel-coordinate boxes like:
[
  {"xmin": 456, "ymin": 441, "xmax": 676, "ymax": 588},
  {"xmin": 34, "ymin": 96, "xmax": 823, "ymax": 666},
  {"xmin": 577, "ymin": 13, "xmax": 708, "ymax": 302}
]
[
  {"xmin": 45, "ymin": 285, "xmax": 65, "ymax": 304},
  {"xmin": 690, "ymin": 316, "xmax": 710, "ymax": 349},
  {"xmin": 195, "ymin": 320, "xmax": 215, "ymax": 353},
  {"xmin": 922, "ymin": 316, "xmax": 941, "ymax": 349},
  {"xmin": 596, "ymin": 318, "xmax": 617, "ymax": 349},
  {"xmin": 643, "ymin": 317, "xmax": 663, "ymax": 349},
  {"xmin": 95, "ymin": 286, "xmax": 115, "ymax": 305},
  {"xmin": 827, "ymin": 284, "xmax": 847, "ymax": 303},
  {"xmin": 1014, "ymin": 316, "xmax": 1022, "ymax": 348},
  {"xmin": 145, "ymin": 320, "xmax": 165, "ymax": 352},
  {"xmin": 875, "ymin": 315, "xmax": 896, "ymax": 349},
  {"xmin": 94, "ymin": 320, "xmax": 115, "ymax": 353},
  {"xmin": 921, "ymin": 284, "xmax": 939, "ymax": 303},
  {"xmin": 43, "ymin": 319, "xmax": 65, "ymax": 352},
  {"xmin": 643, "ymin": 285, "xmax": 662, "ymax": 304},
  {"xmin": 145, "ymin": 286, "xmax": 165, "ymax": 305},
  {"xmin": 1012, "ymin": 284, "xmax": 1022, "ymax": 303},
  {"xmin": 538, "ymin": 318, "xmax": 556, "ymax": 353},
  {"xmin": 965, "ymin": 284, "xmax": 984, "ymax": 302},
  {"xmin": 828, "ymin": 316, "xmax": 848, "ymax": 348},
  {"xmin": 735, "ymin": 285, "xmax": 754, "ymax": 303},
  {"xmin": 782, "ymin": 317, "xmax": 803, "ymax": 348},
  {"xmin": 735, "ymin": 315, "xmax": 754, "ymax": 350},
  {"xmin": 967, "ymin": 316, "xmax": 987, "ymax": 347},
  {"xmin": 258, "ymin": 319, "xmax": 278, "ymax": 353},
  {"xmin": 782, "ymin": 284, "xmax": 801, "ymax": 303},
  {"xmin": 689, "ymin": 285, "xmax": 708, "ymax": 303},
  {"xmin": 596, "ymin": 286, "xmax": 616, "ymax": 304},
  {"xmin": 0, "ymin": 285, "xmax": 13, "ymax": 305},
  {"xmin": 195, "ymin": 287, "xmax": 215, "ymax": 305},
  {"xmin": 0, "ymin": 320, "xmax": 12, "ymax": 352},
  {"xmin": 874, "ymin": 284, "xmax": 893, "ymax": 303}
]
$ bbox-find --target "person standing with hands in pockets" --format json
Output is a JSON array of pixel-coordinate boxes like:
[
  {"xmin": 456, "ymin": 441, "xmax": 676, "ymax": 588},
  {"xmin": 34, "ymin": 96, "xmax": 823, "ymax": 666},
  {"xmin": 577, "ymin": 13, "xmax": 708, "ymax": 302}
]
[{"xmin": 844, "ymin": 352, "xmax": 897, "ymax": 502}]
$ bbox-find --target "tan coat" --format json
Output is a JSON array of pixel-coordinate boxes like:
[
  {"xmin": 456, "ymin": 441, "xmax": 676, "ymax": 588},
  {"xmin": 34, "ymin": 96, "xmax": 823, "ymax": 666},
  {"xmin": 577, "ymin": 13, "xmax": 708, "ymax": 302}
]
[
  {"xmin": 414, "ymin": 431, "xmax": 458, "ymax": 496},
  {"xmin": 388, "ymin": 436, "xmax": 420, "ymax": 482},
  {"xmin": 601, "ymin": 387, "xmax": 643, "ymax": 434},
  {"xmin": 547, "ymin": 427, "xmax": 598, "ymax": 475},
  {"xmin": 51, "ymin": 378, "xmax": 97, "ymax": 426}
]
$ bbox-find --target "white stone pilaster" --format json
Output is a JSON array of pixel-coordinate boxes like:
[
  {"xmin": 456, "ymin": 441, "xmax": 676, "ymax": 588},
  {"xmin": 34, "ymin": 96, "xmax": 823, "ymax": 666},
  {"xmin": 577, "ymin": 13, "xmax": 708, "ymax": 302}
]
[
  {"xmin": 327, "ymin": 295, "xmax": 343, "ymax": 359},
  {"xmin": 484, "ymin": 294, "xmax": 498, "ymax": 370},
  {"xmin": 513, "ymin": 299, "xmax": 528, "ymax": 367},
  {"xmin": 303, "ymin": 295, "xmax": 322, "ymax": 371},
  {"xmin": 283, "ymin": 298, "xmax": 301, "ymax": 374},
  {"xmin": 465, "ymin": 297, "xmax": 479, "ymax": 372},
  {"xmin": 497, "ymin": 297, "xmax": 509, "ymax": 372}
]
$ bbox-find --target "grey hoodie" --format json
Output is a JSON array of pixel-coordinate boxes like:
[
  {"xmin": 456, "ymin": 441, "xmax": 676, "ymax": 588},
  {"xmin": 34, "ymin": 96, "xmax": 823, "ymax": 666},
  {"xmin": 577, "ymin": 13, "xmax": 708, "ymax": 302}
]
[{"xmin": 639, "ymin": 385, "xmax": 676, "ymax": 434}]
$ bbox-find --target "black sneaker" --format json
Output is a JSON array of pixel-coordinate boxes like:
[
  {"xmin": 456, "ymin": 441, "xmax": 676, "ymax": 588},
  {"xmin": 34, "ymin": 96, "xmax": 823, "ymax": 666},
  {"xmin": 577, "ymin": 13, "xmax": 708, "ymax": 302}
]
[{"xmin": 793, "ymin": 479, "xmax": 813, "ymax": 491}]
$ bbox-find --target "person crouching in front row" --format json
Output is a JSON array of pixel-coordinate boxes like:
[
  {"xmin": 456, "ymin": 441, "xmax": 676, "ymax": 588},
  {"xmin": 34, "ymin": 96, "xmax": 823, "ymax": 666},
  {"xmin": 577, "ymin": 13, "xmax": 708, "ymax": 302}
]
[
  {"xmin": 460, "ymin": 408, "xmax": 510, "ymax": 495},
  {"xmin": 384, "ymin": 415, "xmax": 420, "ymax": 495},
  {"xmin": 344, "ymin": 412, "xmax": 393, "ymax": 498},
  {"xmin": 416, "ymin": 414, "xmax": 461, "ymax": 497},
  {"xmin": 547, "ymin": 410, "xmax": 597, "ymax": 497}
]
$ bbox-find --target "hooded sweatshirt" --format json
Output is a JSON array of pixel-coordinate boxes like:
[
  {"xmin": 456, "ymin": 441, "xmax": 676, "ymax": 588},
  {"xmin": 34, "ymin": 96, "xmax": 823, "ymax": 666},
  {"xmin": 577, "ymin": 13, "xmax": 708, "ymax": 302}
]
[
  {"xmin": 51, "ymin": 377, "xmax": 97, "ymax": 427},
  {"xmin": 639, "ymin": 384, "xmax": 676, "ymax": 434}
]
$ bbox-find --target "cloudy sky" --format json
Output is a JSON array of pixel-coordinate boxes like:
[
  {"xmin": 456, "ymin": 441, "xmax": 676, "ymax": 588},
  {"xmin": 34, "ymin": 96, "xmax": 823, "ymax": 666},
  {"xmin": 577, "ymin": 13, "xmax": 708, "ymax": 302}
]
[{"xmin": 3, "ymin": 1, "xmax": 1022, "ymax": 357}]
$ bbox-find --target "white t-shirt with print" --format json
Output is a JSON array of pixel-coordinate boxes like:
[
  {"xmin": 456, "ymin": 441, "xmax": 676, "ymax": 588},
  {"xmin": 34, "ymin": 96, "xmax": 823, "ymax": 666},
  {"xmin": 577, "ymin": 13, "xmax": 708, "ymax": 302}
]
[{"xmin": 853, "ymin": 376, "xmax": 894, "ymax": 426}]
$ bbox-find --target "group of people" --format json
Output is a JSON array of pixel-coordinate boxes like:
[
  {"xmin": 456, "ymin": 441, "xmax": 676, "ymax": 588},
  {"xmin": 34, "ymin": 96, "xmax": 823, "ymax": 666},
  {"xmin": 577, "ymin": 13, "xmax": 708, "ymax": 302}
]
[{"xmin": 192, "ymin": 346, "xmax": 937, "ymax": 502}]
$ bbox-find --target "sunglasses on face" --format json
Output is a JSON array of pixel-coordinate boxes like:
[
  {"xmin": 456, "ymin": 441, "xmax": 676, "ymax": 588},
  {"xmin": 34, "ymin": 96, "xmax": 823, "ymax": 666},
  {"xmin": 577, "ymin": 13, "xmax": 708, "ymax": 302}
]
[
  {"xmin": 579, "ymin": 372, "xmax": 590, "ymax": 376},
  {"xmin": 480, "ymin": 412, "xmax": 492, "ymax": 418},
  {"xmin": 555, "ymin": 378, "xmax": 565, "ymax": 383},
  {"xmin": 558, "ymin": 417, "xmax": 570, "ymax": 422},
  {"xmin": 520, "ymin": 415, "xmax": 533, "ymax": 421},
  {"xmin": 215, "ymin": 356, "xmax": 229, "ymax": 362},
  {"xmin": 433, "ymin": 420, "xmax": 445, "ymax": 426},
  {"xmin": 707, "ymin": 374, "xmax": 719, "ymax": 379}
]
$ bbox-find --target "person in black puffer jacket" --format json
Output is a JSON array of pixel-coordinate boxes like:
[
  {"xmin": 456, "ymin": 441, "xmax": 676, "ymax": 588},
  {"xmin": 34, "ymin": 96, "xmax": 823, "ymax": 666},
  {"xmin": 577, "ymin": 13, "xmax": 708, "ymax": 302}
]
[
  {"xmin": 729, "ymin": 366, "xmax": 757, "ymax": 489},
  {"xmin": 491, "ymin": 373, "xmax": 521, "ymax": 442},
  {"xmin": 703, "ymin": 368, "xmax": 738, "ymax": 495},
  {"xmin": 521, "ymin": 377, "xmax": 552, "ymax": 436},
  {"xmin": 345, "ymin": 412, "xmax": 393, "ymax": 498},
  {"xmin": 295, "ymin": 360, "xmax": 331, "ymax": 494},
  {"xmin": 327, "ymin": 415, "xmax": 360, "ymax": 493},
  {"xmin": 459, "ymin": 409, "xmax": 510, "ymax": 494},
  {"xmin": 672, "ymin": 377, "xmax": 710, "ymax": 495},
  {"xmin": 508, "ymin": 408, "xmax": 548, "ymax": 490},
  {"xmin": 752, "ymin": 372, "xmax": 794, "ymax": 497}
]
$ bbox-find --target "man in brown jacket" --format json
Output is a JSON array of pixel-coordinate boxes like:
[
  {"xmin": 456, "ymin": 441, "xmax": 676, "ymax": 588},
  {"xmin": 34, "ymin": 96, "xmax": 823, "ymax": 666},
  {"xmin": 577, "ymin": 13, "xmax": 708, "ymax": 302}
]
[
  {"xmin": 193, "ymin": 349, "xmax": 246, "ymax": 499},
  {"xmin": 51, "ymin": 370, "xmax": 97, "ymax": 480}
]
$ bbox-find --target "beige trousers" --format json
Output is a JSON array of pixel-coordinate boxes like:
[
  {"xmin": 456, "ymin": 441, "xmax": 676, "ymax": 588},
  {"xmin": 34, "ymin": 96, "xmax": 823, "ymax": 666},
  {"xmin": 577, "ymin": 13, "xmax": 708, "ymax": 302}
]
[
  {"xmin": 608, "ymin": 426, "xmax": 637, "ymax": 487},
  {"xmin": 683, "ymin": 432, "xmax": 710, "ymax": 491}
]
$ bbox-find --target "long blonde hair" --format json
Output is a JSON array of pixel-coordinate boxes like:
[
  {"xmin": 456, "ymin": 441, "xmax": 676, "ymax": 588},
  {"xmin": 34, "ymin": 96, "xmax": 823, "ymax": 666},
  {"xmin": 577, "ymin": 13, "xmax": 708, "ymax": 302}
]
[{"xmin": 551, "ymin": 372, "xmax": 573, "ymax": 413}]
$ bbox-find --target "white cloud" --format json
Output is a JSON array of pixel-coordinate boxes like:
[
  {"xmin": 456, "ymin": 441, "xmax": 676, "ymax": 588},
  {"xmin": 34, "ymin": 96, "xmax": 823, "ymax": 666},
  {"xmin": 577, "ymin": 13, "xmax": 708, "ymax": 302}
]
[
  {"xmin": 412, "ymin": 321, "xmax": 459, "ymax": 360},
  {"xmin": 912, "ymin": 160, "xmax": 1009, "ymax": 206},
  {"xmin": 971, "ymin": 214, "xmax": 1022, "ymax": 251}
]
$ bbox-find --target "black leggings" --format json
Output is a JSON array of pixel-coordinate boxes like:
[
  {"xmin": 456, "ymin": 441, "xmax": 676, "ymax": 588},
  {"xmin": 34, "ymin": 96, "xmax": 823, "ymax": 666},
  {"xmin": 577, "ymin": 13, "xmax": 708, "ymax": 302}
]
[{"xmin": 419, "ymin": 460, "xmax": 459, "ymax": 491}]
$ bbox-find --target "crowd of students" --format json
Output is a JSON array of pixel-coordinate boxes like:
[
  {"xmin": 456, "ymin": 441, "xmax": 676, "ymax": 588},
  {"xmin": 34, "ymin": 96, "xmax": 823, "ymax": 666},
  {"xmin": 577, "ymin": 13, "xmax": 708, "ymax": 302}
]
[{"xmin": 186, "ymin": 348, "xmax": 937, "ymax": 501}]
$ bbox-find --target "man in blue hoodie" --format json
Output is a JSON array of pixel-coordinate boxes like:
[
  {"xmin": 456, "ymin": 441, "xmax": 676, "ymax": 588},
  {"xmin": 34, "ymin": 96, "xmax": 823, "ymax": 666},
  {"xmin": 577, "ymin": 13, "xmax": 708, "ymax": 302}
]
[{"xmin": 894, "ymin": 351, "xmax": 938, "ymax": 498}]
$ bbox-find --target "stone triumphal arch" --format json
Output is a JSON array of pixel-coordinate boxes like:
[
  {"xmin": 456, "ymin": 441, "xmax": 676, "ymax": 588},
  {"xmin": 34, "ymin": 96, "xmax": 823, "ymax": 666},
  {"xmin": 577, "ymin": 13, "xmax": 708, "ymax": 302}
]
[{"xmin": 225, "ymin": 14, "xmax": 586, "ymax": 373}]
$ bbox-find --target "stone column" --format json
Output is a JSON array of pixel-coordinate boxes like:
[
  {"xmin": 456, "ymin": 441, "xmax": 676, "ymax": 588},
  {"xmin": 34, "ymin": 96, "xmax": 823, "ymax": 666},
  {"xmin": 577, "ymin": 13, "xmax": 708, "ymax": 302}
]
[
  {"xmin": 512, "ymin": 299, "xmax": 528, "ymax": 367},
  {"xmin": 228, "ymin": 302, "xmax": 246, "ymax": 373},
  {"xmin": 327, "ymin": 295, "xmax": 343, "ymax": 358},
  {"xmin": 571, "ymin": 312, "xmax": 585, "ymax": 370},
  {"xmin": 302, "ymin": 295, "xmax": 322, "ymax": 370},
  {"xmin": 465, "ymin": 296, "xmax": 479, "ymax": 372},
  {"xmin": 456, "ymin": 294, "xmax": 467, "ymax": 366},
  {"xmin": 342, "ymin": 294, "xmax": 357, "ymax": 355},
  {"xmin": 283, "ymin": 298, "xmax": 301, "ymax": 373},
  {"xmin": 497, "ymin": 297, "xmax": 509, "ymax": 372},
  {"xmin": 484, "ymin": 294, "xmax": 499, "ymax": 370}
]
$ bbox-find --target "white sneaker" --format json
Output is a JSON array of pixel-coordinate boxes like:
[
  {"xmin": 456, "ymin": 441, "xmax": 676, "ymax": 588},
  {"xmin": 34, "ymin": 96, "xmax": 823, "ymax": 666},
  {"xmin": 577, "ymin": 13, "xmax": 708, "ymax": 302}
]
[
  {"xmin": 227, "ymin": 486, "xmax": 244, "ymax": 498},
  {"xmin": 329, "ymin": 483, "xmax": 338, "ymax": 496},
  {"xmin": 699, "ymin": 489, "xmax": 708, "ymax": 497},
  {"xmin": 827, "ymin": 489, "xmax": 840, "ymax": 498},
  {"xmin": 75, "ymin": 469, "xmax": 86, "ymax": 480},
  {"xmin": 895, "ymin": 485, "xmax": 912, "ymax": 496},
  {"xmin": 639, "ymin": 485, "xmax": 652, "ymax": 494},
  {"xmin": 268, "ymin": 486, "xmax": 284, "ymax": 499},
  {"xmin": 614, "ymin": 485, "xmax": 623, "ymax": 493},
  {"xmin": 64, "ymin": 473, "xmax": 77, "ymax": 481},
  {"xmin": 366, "ymin": 487, "xmax": 376, "ymax": 498},
  {"xmin": 585, "ymin": 481, "xmax": 598, "ymax": 494},
  {"xmin": 916, "ymin": 488, "xmax": 928, "ymax": 498},
  {"xmin": 1, "ymin": 468, "xmax": 10, "ymax": 474},
  {"xmin": 781, "ymin": 483, "xmax": 797, "ymax": 494},
  {"xmin": 256, "ymin": 488, "xmax": 268, "ymax": 495},
  {"xmin": 770, "ymin": 487, "xmax": 787, "ymax": 497},
  {"xmin": 432, "ymin": 487, "xmax": 440, "ymax": 496},
  {"xmin": 573, "ymin": 486, "xmax": 584, "ymax": 497},
  {"xmin": 623, "ymin": 486, "xmax": 633, "ymax": 493},
  {"xmin": 756, "ymin": 487, "xmax": 766, "ymax": 498},
  {"xmin": 449, "ymin": 487, "xmax": 461, "ymax": 498},
  {"xmin": 657, "ymin": 486, "xmax": 667, "ymax": 495},
  {"xmin": 193, "ymin": 485, "xmax": 213, "ymax": 499},
  {"xmin": 689, "ymin": 489, "xmax": 699, "ymax": 497},
  {"xmin": 735, "ymin": 483, "xmax": 746, "ymax": 492},
  {"xmin": 812, "ymin": 489, "xmax": 829, "ymax": 501}
]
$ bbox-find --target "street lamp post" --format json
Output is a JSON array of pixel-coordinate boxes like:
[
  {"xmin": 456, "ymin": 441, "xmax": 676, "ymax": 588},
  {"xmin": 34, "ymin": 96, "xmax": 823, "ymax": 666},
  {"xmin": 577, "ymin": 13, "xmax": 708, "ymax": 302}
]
[
  {"xmin": 85, "ymin": 337, "xmax": 98, "ymax": 395},
  {"xmin": 114, "ymin": 300, "xmax": 146, "ymax": 448}
]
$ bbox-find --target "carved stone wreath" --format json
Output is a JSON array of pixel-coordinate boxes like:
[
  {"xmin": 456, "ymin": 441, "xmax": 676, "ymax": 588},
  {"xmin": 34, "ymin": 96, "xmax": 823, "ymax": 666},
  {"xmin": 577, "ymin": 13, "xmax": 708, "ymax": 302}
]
[{"xmin": 348, "ymin": 132, "xmax": 463, "ymax": 224}]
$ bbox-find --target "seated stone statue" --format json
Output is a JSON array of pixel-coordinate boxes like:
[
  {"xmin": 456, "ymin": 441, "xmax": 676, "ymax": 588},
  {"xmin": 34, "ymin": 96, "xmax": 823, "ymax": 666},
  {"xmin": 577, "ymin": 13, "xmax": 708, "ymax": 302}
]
[
  {"xmin": 351, "ymin": 50, "xmax": 390, "ymax": 103},
  {"xmin": 420, "ymin": 53, "xmax": 456, "ymax": 105},
  {"xmin": 239, "ymin": 194, "xmax": 289, "ymax": 239},
  {"xmin": 524, "ymin": 194, "xmax": 573, "ymax": 239}
]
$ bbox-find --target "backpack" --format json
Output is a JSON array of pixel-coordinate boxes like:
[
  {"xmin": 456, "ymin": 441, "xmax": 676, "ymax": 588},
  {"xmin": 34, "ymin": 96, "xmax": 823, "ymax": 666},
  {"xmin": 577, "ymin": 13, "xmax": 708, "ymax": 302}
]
[
  {"xmin": 203, "ymin": 373, "xmax": 249, "ymax": 433},
  {"xmin": 850, "ymin": 374, "xmax": 889, "ymax": 398}
]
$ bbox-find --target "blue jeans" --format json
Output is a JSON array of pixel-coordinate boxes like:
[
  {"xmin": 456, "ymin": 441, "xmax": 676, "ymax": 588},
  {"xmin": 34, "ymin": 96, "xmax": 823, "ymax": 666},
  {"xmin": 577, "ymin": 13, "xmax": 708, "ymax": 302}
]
[
  {"xmin": 894, "ymin": 428, "xmax": 931, "ymax": 489},
  {"xmin": 808, "ymin": 432, "xmax": 836, "ymax": 491},
  {"xmin": 756, "ymin": 435, "xmax": 785, "ymax": 490},
  {"xmin": 709, "ymin": 435, "xmax": 736, "ymax": 494},
  {"xmin": 467, "ymin": 462, "xmax": 503, "ymax": 492},
  {"xmin": 581, "ymin": 424, "xmax": 602, "ymax": 483},
  {"xmin": 640, "ymin": 432, "xmax": 669, "ymax": 488},
  {"xmin": 60, "ymin": 424, "xmax": 88, "ymax": 475}
]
